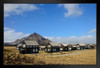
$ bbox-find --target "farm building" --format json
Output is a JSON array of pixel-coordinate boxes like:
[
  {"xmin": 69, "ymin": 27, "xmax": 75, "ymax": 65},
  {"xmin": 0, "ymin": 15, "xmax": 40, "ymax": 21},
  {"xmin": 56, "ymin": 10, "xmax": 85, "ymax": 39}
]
[
  {"xmin": 39, "ymin": 45, "xmax": 46, "ymax": 51},
  {"xmin": 89, "ymin": 44, "xmax": 95, "ymax": 49},
  {"xmin": 60, "ymin": 44, "xmax": 72, "ymax": 51},
  {"xmin": 19, "ymin": 40, "xmax": 39, "ymax": 54},
  {"xmin": 16, "ymin": 44, "xmax": 22, "ymax": 50},
  {"xmin": 78, "ymin": 43, "xmax": 86, "ymax": 49},
  {"xmin": 45, "ymin": 42, "xmax": 60, "ymax": 52},
  {"xmin": 85, "ymin": 44, "xmax": 95, "ymax": 49},
  {"xmin": 71, "ymin": 44, "xmax": 81, "ymax": 50},
  {"xmin": 60, "ymin": 44, "xmax": 81, "ymax": 51}
]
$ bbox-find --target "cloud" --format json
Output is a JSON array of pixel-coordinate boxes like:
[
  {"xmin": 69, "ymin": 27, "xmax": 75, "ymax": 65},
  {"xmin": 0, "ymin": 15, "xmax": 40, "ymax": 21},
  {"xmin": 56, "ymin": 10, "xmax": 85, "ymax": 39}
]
[
  {"xmin": 4, "ymin": 27, "xmax": 30, "ymax": 42},
  {"xmin": 58, "ymin": 4, "xmax": 83, "ymax": 17},
  {"xmin": 44, "ymin": 35, "xmax": 96, "ymax": 44},
  {"xmin": 4, "ymin": 4, "xmax": 39, "ymax": 17},
  {"xmin": 88, "ymin": 28, "xmax": 96, "ymax": 33}
]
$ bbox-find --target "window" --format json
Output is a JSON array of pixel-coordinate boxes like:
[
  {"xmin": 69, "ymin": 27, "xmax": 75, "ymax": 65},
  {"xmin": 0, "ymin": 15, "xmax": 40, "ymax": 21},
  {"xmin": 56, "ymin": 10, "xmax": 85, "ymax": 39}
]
[
  {"xmin": 60, "ymin": 48, "xmax": 63, "ymax": 50},
  {"xmin": 48, "ymin": 49, "xmax": 51, "ymax": 51},
  {"xmin": 33, "ymin": 49, "xmax": 35, "ymax": 52},
  {"xmin": 35, "ymin": 49, "xmax": 38, "ymax": 52},
  {"xmin": 45, "ymin": 49, "xmax": 47, "ymax": 51},
  {"xmin": 48, "ymin": 45, "xmax": 51, "ymax": 47},
  {"xmin": 22, "ymin": 44, "xmax": 26, "ymax": 48}
]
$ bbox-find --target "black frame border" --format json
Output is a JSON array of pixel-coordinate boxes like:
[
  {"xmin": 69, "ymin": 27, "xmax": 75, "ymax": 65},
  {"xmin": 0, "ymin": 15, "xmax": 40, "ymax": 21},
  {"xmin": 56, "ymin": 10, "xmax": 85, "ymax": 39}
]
[{"xmin": 0, "ymin": 0, "xmax": 99, "ymax": 68}]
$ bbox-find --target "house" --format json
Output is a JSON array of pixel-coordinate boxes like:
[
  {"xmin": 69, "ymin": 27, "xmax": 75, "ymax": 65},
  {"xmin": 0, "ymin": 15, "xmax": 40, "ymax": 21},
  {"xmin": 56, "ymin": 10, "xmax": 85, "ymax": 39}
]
[
  {"xmin": 60, "ymin": 44, "xmax": 68, "ymax": 51},
  {"xmin": 16, "ymin": 44, "xmax": 22, "ymax": 50},
  {"xmin": 19, "ymin": 40, "xmax": 39, "ymax": 54},
  {"xmin": 70, "ymin": 44, "xmax": 81, "ymax": 50},
  {"xmin": 45, "ymin": 42, "xmax": 60, "ymax": 52},
  {"xmin": 39, "ymin": 45, "xmax": 46, "ymax": 51},
  {"xmin": 78, "ymin": 43, "xmax": 86, "ymax": 49},
  {"xmin": 89, "ymin": 44, "xmax": 95, "ymax": 49},
  {"xmin": 85, "ymin": 44, "xmax": 95, "ymax": 49}
]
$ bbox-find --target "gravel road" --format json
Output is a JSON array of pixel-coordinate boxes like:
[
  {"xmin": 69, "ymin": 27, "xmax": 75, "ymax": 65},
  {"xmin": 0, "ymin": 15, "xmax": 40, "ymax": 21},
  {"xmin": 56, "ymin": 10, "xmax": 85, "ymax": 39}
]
[{"xmin": 45, "ymin": 50, "xmax": 89, "ymax": 57}]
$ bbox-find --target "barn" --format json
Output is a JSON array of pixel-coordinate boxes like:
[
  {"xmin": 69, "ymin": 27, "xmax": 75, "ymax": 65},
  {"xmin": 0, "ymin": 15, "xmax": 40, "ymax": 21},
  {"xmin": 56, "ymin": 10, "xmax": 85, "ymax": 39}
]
[
  {"xmin": 45, "ymin": 42, "xmax": 60, "ymax": 53},
  {"xmin": 19, "ymin": 40, "xmax": 39, "ymax": 54}
]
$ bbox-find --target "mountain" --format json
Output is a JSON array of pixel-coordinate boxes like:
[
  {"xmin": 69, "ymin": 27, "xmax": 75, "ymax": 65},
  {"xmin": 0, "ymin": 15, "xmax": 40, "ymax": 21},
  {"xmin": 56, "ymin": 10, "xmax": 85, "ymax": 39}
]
[
  {"xmin": 4, "ymin": 42, "xmax": 17, "ymax": 46},
  {"xmin": 12, "ymin": 32, "xmax": 51, "ymax": 45}
]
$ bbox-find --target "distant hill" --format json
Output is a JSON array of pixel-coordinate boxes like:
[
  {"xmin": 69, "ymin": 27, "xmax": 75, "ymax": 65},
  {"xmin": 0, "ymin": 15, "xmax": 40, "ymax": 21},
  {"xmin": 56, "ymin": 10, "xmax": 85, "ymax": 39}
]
[
  {"xmin": 4, "ymin": 42, "xmax": 17, "ymax": 46},
  {"xmin": 12, "ymin": 32, "xmax": 51, "ymax": 45}
]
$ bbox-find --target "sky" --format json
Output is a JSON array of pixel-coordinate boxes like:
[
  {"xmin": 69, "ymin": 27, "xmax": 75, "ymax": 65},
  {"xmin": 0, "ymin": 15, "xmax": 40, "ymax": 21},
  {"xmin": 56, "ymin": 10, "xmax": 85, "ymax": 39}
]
[{"xmin": 4, "ymin": 4, "xmax": 96, "ymax": 44}]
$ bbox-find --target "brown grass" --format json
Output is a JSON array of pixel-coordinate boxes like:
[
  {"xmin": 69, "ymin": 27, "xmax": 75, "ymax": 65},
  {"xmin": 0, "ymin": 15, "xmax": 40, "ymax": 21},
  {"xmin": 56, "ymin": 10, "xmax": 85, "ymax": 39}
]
[{"xmin": 4, "ymin": 46, "xmax": 96, "ymax": 65}]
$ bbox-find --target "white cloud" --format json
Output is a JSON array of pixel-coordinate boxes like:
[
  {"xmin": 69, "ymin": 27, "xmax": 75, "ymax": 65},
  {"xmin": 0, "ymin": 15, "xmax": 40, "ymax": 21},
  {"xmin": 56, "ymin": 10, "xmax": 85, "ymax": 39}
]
[
  {"xmin": 4, "ymin": 27, "xmax": 30, "ymax": 42},
  {"xmin": 4, "ymin": 4, "xmax": 39, "ymax": 17},
  {"xmin": 58, "ymin": 4, "xmax": 83, "ymax": 17},
  {"xmin": 88, "ymin": 28, "xmax": 96, "ymax": 33},
  {"xmin": 44, "ymin": 35, "xmax": 96, "ymax": 44}
]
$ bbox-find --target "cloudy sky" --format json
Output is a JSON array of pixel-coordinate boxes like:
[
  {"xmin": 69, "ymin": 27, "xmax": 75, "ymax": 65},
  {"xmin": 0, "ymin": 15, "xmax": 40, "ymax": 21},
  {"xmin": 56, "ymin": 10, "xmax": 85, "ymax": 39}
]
[{"xmin": 4, "ymin": 4, "xmax": 96, "ymax": 44}]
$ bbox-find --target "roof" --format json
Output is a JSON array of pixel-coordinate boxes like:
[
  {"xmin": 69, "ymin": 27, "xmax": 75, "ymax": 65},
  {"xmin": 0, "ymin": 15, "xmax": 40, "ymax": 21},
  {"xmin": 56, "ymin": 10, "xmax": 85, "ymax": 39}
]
[
  {"xmin": 78, "ymin": 43, "xmax": 86, "ymax": 46},
  {"xmin": 61, "ymin": 44, "xmax": 68, "ymax": 46},
  {"xmin": 40, "ymin": 46, "xmax": 46, "ymax": 48},
  {"xmin": 49, "ymin": 42, "xmax": 59, "ymax": 46},
  {"xmin": 89, "ymin": 44, "xmax": 95, "ymax": 46},
  {"xmin": 67, "ymin": 44, "xmax": 73, "ymax": 46},
  {"xmin": 17, "ymin": 44, "xmax": 22, "ymax": 46},
  {"xmin": 24, "ymin": 40, "xmax": 39, "ymax": 46}
]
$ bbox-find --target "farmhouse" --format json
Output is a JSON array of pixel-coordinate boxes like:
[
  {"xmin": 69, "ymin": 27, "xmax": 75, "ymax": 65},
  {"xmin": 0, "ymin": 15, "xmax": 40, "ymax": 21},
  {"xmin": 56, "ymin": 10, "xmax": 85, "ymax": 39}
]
[
  {"xmin": 89, "ymin": 44, "xmax": 95, "ymax": 49},
  {"xmin": 71, "ymin": 44, "xmax": 81, "ymax": 50},
  {"xmin": 45, "ymin": 42, "xmax": 60, "ymax": 52},
  {"xmin": 19, "ymin": 40, "xmax": 39, "ymax": 54},
  {"xmin": 85, "ymin": 44, "xmax": 95, "ymax": 49},
  {"xmin": 39, "ymin": 45, "xmax": 46, "ymax": 51},
  {"xmin": 16, "ymin": 44, "xmax": 22, "ymax": 50},
  {"xmin": 78, "ymin": 43, "xmax": 86, "ymax": 49},
  {"xmin": 60, "ymin": 44, "xmax": 68, "ymax": 51}
]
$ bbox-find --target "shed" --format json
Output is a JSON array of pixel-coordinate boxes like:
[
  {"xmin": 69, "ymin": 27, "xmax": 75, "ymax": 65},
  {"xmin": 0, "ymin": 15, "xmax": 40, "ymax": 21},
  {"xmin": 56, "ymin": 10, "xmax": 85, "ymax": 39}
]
[
  {"xmin": 19, "ymin": 40, "xmax": 39, "ymax": 54},
  {"xmin": 45, "ymin": 42, "xmax": 60, "ymax": 52}
]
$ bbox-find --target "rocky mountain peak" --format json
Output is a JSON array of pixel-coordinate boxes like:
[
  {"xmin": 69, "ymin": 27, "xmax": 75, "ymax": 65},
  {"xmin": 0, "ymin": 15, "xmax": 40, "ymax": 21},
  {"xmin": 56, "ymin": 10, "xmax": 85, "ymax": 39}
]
[{"xmin": 12, "ymin": 32, "xmax": 51, "ymax": 45}]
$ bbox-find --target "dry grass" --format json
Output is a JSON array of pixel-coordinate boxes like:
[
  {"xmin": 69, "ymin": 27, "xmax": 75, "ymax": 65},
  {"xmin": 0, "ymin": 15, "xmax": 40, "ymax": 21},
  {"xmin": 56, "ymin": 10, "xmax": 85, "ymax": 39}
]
[
  {"xmin": 4, "ymin": 46, "xmax": 46, "ymax": 65},
  {"xmin": 4, "ymin": 46, "xmax": 96, "ymax": 65}
]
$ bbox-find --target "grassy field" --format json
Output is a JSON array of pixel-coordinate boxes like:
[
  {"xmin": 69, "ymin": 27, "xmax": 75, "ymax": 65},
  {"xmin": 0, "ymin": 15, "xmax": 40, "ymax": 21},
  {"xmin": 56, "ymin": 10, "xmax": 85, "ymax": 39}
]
[{"xmin": 4, "ymin": 46, "xmax": 96, "ymax": 65}]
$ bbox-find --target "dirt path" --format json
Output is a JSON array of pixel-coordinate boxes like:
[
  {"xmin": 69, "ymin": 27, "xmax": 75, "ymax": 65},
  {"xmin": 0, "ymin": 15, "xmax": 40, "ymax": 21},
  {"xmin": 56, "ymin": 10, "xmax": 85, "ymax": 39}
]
[{"xmin": 45, "ymin": 50, "xmax": 89, "ymax": 57}]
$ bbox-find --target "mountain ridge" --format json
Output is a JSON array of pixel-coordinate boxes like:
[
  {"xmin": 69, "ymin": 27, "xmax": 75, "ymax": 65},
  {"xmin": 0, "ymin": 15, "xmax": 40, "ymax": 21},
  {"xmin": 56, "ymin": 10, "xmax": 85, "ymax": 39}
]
[{"xmin": 12, "ymin": 32, "xmax": 51, "ymax": 45}]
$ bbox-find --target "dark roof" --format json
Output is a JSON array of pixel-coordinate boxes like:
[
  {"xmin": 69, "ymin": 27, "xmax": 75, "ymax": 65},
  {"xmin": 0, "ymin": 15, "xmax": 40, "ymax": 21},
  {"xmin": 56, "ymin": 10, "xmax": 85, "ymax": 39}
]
[{"xmin": 24, "ymin": 40, "xmax": 39, "ymax": 46}]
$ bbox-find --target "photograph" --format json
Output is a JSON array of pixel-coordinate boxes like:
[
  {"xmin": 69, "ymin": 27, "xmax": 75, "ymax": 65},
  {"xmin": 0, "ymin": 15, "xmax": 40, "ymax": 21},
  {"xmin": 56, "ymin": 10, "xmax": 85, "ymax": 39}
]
[{"xmin": 4, "ymin": 4, "xmax": 96, "ymax": 65}]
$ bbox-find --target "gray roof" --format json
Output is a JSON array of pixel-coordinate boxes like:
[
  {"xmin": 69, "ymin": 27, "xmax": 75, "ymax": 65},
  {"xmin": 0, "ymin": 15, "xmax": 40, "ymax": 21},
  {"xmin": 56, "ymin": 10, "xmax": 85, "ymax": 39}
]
[
  {"xmin": 67, "ymin": 44, "xmax": 73, "ymax": 46},
  {"xmin": 78, "ymin": 43, "xmax": 86, "ymax": 46},
  {"xmin": 61, "ymin": 44, "xmax": 68, "ymax": 46},
  {"xmin": 24, "ymin": 40, "xmax": 39, "ymax": 46},
  {"xmin": 17, "ymin": 44, "xmax": 22, "ymax": 46},
  {"xmin": 49, "ymin": 42, "xmax": 59, "ymax": 46}
]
